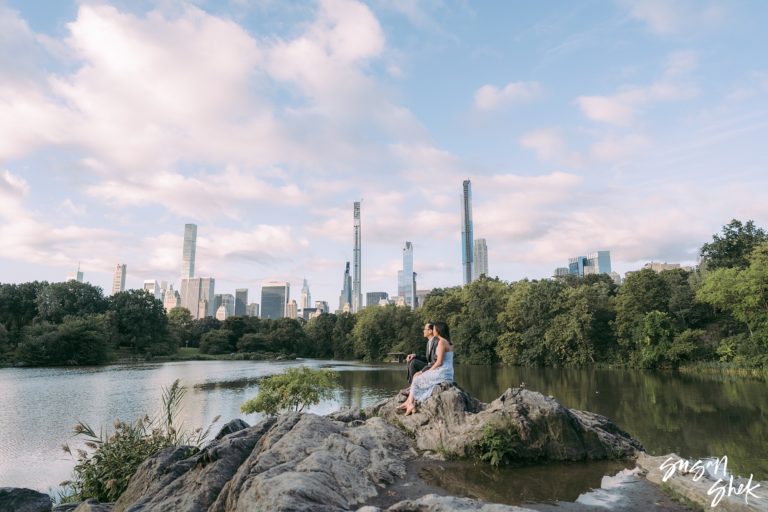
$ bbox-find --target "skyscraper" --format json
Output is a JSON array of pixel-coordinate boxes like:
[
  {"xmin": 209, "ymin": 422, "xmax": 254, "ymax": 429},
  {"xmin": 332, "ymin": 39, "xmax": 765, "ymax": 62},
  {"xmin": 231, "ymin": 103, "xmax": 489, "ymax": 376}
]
[
  {"xmin": 300, "ymin": 279, "xmax": 311, "ymax": 310},
  {"xmin": 143, "ymin": 280, "xmax": 161, "ymax": 299},
  {"xmin": 261, "ymin": 281, "xmax": 289, "ymax": 319},
  {"xmin": 180, "ymin": 277, "xmax": 215, "ymax": 319},
  {"xmin": 235, "ymin": 289, "xmax": 248, "ymax": 316},
  {"xmin": 66, "ymin": 263, "xmax": 83, "ymax": 283},
  {"xmin": 286, "ymin": 299, "xmax": 298, "ymax": 319},
  {"xmin": 339, "ymin": 262, "xmax": 352, "ymax": 313},
  {"xmin": 399, "ymin": 241, "xmax": 416, "ymax": 308},
  {"xmin": 472, "ymin": 238, "xmax": 488, "ymax": 280},
  {"xmin": 112, "ymin": 263, "xmax": 126, "ymax": 295},
  {"xmin": 181, "ymin": 223, "xmax": 197, "ymax": 282},
  {"xmin": 461, "ymin": 180, "xmax": 474, "ymax": 286},
  {"xmin": 352, "ymin": 201, "xmax": 362, "ymax": 313}
]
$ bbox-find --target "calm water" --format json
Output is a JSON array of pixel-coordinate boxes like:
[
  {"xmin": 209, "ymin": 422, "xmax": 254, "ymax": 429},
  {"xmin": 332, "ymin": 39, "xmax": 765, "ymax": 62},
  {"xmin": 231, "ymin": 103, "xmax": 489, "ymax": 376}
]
[{"xmin": 0, "ymin": 360, "xmax": 766, "ymax": 499}]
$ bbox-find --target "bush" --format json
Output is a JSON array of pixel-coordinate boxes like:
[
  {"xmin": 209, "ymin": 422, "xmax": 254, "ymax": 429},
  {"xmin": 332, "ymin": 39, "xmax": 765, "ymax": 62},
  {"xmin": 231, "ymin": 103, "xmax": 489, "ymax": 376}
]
[
  {"xmin": 241, "ymin": 366, "xmax": 338, "ymax": 415},
  {"xmin": 471, "ymin": 424, "xmax": 520, "ymax": 467},
  {"xmin": 60, "ymin": 380, "xmax": 218, "ymax": 503}
]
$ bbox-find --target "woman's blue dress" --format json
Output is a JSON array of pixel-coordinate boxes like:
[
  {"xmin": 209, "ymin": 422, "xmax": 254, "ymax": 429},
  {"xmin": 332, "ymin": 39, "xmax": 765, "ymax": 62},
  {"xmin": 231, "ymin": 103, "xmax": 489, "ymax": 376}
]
[{"xmin": 410, "ymin": 351, "xmax": 454, "ymax": 402}]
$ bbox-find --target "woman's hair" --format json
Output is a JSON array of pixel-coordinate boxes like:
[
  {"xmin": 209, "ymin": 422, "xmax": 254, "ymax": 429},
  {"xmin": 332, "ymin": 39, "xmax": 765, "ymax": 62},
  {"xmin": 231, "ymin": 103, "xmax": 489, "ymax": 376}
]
[
  {"xmin": 425, "ymin": 321, "xmax": 435, "ymax": 330},
  {"xmin": 433, "ymin": 321, "xmax": 450, "ymax": 340}
]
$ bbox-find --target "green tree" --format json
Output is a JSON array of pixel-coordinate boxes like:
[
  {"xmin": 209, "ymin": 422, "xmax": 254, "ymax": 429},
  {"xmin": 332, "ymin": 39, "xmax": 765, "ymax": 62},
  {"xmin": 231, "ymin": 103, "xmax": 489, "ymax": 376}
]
[
  {"xmin": 304, "ymin": 313, "xmax": 337, "ymax": 358},
  {"xmin": 199, "ymin": 329, "xmax": 233, "ymax": 354},
  {"xmin": 497, "ymin": 279, "xmax": 566, "ymax": 365},
  {"xmin": 189, "ymin": 317, "xmax": 221, "ymax": 347},
  {"xmin": 240, "ymin": 366, "xmax": 338, "ymax": 415},
  {"xmin": 420, "ymin": 287, "xmax": 463, "ymax": 327},
  {"xmin": 613, "ymin": 269, "xmax": 670, "ymax": 355},
  {"xmin": 265, "ymin": 318, "xmax": 306, "ymax": 355},
  {"xmin": 700, "ymin": 219, "xmax": 768, "ymax": 270},
  {"xmin": 236, "ymin": 332, "xmax": 270, "ymax": 352},
  {"xmin": 452, "ymin": 277, "xmax": 510, "ymax": 364},
  {"xmin": 167, "ymin": 307, "xmax": 194, "ymax": 347},
  {"xmin": 350, "ymin": 305, "xmax": 421, "ymax": 362},
  {"xmin": 36, "ymin": 281, "xmax": 108, "ymax": 324},
  {"xmin": 331, "ymin": 312, "xmax": 356, "ymax": 358},
  {"xmin": 109, "ymin": 290, "xmax": 172, "ymax": 355},
  {"xmin": 16, "ymin": 315, "xmax": 111, "ymax": 366},
  {"xmin": 0, "ymin": 281, "xmax": 46, "ymax": 345}
]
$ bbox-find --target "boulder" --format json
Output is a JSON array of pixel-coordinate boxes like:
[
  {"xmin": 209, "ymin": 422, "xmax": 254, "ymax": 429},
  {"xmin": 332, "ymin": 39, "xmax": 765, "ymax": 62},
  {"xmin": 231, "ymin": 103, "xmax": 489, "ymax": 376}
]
[
  {"xmin": 214, "ymin": 419, "xmax": 250, "ymax": 440},
  {"xmin": 357, "ymin": 494, "xmax": 535, "ymax": 511},
  {"xmin": 369, "ymin": 384, "xmax": 642, "ymax": 462},
  {"xmin": 0, "ymin": 488, "xmax": 51, "ymax": 512},
  {"xmin": 109, "ymin": 385, "xmax": 643, "ymax": 511}
]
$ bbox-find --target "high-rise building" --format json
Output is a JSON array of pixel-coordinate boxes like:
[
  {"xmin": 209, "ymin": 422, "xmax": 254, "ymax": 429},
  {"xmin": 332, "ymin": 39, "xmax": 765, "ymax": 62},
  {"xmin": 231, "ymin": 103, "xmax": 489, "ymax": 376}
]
[
  {"xmin": 181, "ymin": 223, "xmax": 197, "ymax": 282},
  {"xmin": 300, "ymin": 279, "xmax": 311, "ymax": 310},
  {"xmin": 163, "ymin": 285, "xmax": 180, "ymax": 312},
  {"xmin": 112, "ymin": 264, "xmax": 126, "ymax": 295},
  {"xmin": 143, "ymin": 280, "xmax": 161, "ymax": 299},
  {"xmin": 217, "ymin": 293, "xmax": 234, "ymax": 317},
  {"xmin": 286, "ymin": 299, "xmax": 298, "ymax": 319},
  {"xmin": 473, "ymin": 238, "xmax": 488, "ymax": 280},
  {"xmin": 586, "ymin": 251, "xmax": 612, "ymax": 275},
  {"xmin": 235, "ymin": 289, "xmax": 248, "ymax": 316},
  {"xmin": 461, "ymin": 180, "xmax": 474, "ymax": 285},
  {"xmin": 352, "ymin": 201, "xmax": 362, "ymax": 313},
  {"xmin": 180, "ymin": 277, "xmax": 215, "ymax": 319},
  {"xmin": 399, "ymin": 242, "xmax": 416, "ymax": 308},
  {"xmin": 246, "ymin": 303, "xmax": 260, "ymax": 317},
  {"xmin": 261, "ymin": 281, "xmax": 289, "ymax": 319},
  {"xmin": 338, "ymin": 262, "xmax": 352, "ymax": 313},
  {"xmin": 215, "ymin": 305, "xmax": 228, "ymax": 321},
  {"xmin": 66, "ymin": 264, "xmax": 83, "ymax": 283},
  {"xmin": 367, "ymin": 292, "xmax": 388, "ymax": 307},
  {"xmin": 315, "ymin": 301, "xmax": 329, "ymax": 314},
  {"xmin": 568, "ymin": 256, "xmax": 588, "ymax": 276}
]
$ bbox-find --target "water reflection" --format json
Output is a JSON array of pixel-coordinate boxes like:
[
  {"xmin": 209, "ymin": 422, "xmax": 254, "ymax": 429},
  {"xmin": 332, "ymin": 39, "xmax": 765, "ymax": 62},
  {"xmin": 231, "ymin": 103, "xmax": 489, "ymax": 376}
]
[{"xmin": 0, "ymin": 361, "xmax": 765, "ymax": 494}]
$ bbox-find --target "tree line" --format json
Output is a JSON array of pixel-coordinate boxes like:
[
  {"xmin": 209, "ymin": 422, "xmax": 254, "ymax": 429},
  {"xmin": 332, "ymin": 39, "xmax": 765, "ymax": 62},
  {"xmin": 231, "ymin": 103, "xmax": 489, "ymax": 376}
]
[{"xmin": 1, "ymin": 219, "xmax": 766, "ymax": 369}]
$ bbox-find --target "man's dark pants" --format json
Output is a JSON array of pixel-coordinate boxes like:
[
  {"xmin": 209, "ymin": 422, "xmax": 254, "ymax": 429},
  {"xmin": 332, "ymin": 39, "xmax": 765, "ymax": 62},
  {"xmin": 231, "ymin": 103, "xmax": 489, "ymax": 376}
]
[{"xmin": 407, "ymin": 356, "xmax": 429, "ymax": 384}]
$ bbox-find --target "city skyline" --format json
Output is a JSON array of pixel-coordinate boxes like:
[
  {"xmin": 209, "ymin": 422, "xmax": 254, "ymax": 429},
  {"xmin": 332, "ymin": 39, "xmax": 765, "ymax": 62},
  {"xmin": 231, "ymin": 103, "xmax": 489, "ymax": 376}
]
[{"xmin": 1, "ymin": 1, "xmax": 768, "ymax": 305}]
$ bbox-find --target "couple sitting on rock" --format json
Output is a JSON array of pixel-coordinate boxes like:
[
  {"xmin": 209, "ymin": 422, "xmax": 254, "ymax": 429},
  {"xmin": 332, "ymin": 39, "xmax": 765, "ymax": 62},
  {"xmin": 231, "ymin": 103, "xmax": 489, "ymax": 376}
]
[{"xmin": 398, "ymin": 321, "xmax": 454, "ymax": 416}]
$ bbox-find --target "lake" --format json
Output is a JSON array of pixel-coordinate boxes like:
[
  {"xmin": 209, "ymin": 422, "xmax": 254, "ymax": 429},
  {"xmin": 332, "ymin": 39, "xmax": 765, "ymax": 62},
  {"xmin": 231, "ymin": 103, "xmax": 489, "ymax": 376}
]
[{"xmin": 0, "ymin": 360, "xmax": 765, "ymax": 502}]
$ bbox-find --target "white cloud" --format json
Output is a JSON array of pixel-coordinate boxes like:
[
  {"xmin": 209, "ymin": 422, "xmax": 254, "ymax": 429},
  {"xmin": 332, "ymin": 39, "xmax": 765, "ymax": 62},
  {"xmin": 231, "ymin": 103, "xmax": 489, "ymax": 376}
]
[
  {"xmin": 86, "ymin": 166, "xmax": 305, "ymax": 220},
  {"xmin": 590, "ymin": 133, "xmax": 650, "ymax": 162},
  {"xmin": 620, "ymin": 0, "xmax": 727, "ymax": 35},
  {"xmin": 519, "ymin": 129, "xmax": 584, "ymax": 167},
  {"xmin": 576, "ymin": 52, "xmax": 698, "ymax": 126},
  {"xmin": 474, "ymin": 81, "xmax": 542, "ymax": 111}
]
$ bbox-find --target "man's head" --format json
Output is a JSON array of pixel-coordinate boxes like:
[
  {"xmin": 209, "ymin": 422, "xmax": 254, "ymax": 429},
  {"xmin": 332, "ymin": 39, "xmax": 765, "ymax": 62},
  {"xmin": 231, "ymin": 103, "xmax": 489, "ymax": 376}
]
[{"xmin": 423, "ymin": 322, "xmax": 435, "ymax": 339}]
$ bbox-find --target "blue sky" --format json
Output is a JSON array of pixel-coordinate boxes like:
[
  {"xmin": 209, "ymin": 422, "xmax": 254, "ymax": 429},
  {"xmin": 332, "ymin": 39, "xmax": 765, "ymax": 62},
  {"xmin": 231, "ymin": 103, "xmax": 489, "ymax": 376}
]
[{"xmin": 1, "ymin": 0, "xmax": 767, "ymax": 308}]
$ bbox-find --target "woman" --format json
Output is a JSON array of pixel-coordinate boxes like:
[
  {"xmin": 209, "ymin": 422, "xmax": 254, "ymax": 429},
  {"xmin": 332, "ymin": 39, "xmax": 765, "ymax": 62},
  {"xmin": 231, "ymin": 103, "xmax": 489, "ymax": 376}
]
[{"xmin": 397, "ymin": 321, "xmax": 454, "ymax": 416}]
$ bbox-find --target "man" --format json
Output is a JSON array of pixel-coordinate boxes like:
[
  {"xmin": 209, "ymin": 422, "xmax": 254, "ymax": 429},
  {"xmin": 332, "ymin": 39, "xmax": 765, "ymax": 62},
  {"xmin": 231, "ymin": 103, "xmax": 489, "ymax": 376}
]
[{"xmin": 406, "ymin": 322, "xmax": 438, "ymax": 384}]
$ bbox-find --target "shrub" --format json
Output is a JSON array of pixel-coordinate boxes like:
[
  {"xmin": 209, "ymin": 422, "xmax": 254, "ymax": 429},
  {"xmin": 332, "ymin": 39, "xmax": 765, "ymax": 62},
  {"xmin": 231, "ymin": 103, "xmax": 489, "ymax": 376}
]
[
  {"xmin": 60, "ymin": 380, "xmax": 218, "ymax": 503},
  {"xmin": 471, "ymin": 424, "xmax": 520, "ymax": 467},
  {"xmin": 240, "ymin": 366, "xmax": 337, "ymax": 415}
]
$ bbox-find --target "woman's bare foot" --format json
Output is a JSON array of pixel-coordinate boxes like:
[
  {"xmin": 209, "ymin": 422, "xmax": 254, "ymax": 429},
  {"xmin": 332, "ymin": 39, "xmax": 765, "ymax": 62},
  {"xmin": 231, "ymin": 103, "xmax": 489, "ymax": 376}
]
[
  {"xmin": 396, "ymin": 402, "xmax": 409, "ymax": 411},
  {"xmin": 404, "ymin": 405, "xmax": 416, "ymax": 416}
]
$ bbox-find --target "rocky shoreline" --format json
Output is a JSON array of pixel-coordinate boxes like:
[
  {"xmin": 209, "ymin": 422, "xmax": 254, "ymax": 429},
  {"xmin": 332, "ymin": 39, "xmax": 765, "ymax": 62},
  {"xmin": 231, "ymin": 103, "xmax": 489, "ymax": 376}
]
[{"xmin": 2, "ymin": 385, "xmax": 766, "ymax": 511}]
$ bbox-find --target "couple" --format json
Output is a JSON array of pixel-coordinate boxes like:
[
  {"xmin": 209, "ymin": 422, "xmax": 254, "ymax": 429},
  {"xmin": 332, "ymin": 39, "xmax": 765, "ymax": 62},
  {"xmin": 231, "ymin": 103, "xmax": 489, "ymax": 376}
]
[{"xmin": 398, "ymin": 321, "xmax": 454, "ymax": 416}]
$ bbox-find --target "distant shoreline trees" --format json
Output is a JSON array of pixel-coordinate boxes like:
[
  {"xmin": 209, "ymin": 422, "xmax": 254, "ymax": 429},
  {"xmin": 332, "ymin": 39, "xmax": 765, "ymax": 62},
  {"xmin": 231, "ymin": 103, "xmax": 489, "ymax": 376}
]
[{"xmin": 1, "ymin": 219, "xmax": 767, "ymax": 369}]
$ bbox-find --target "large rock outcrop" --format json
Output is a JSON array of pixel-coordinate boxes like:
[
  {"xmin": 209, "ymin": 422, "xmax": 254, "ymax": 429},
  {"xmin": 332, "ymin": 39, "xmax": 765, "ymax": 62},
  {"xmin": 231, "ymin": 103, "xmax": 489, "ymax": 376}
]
[
  {"xmin": 65, "ymin": 385, "xmax": 643, "ymax": 511},
  {"xmin": 371, "ymin": 384, "xmax": 642, "ymax": 463},
  {"xmin": 0, "ymin": 487, "xmax": 51, "ymax": 512}
]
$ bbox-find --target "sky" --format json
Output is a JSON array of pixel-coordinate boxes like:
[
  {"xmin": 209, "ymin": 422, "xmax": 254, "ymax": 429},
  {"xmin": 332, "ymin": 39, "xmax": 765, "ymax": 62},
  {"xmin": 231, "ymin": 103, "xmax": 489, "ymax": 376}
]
[{"xmin": 1, "ymin": 0, "xmax": 767, "ymax": 309}]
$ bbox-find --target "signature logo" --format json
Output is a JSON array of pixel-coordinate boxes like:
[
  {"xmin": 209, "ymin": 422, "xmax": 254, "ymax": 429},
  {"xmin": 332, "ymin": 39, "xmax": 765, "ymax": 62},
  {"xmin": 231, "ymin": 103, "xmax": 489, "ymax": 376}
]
[{"xmin": 659, "ymin": 455, "xmax": 762, "ymax": 508}]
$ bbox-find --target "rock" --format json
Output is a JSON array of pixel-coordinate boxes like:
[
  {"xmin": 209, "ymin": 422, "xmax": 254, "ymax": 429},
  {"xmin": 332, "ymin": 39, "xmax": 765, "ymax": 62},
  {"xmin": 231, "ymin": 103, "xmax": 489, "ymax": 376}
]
[
  {"xmin": 71, "ymin": 499, "xmax": 113, "ymax": 511},
  {"xmin": 0, "ymin": 487, "xmax": 51, "ymax": 512},
  {"xmin": 357, "ymin": 494, "xmax": 536, "ymax": 511},
  {"xmin": 215, "ymin": 419, "xmax": 250, "ymax": 440},
  {"xmin": 370, "ymin": 384, "xmax": 642, "ymax": 462},
  {"xmin": 637, "ymin": 452, "xmax": 768, "ymax": 511},
  {"xmin": 109, "ymin": 385, "xmax": 645, "ymax": 511},
  {"xmin": 114, "ymin": 417, "xmax": 277, "ymax": 512}
]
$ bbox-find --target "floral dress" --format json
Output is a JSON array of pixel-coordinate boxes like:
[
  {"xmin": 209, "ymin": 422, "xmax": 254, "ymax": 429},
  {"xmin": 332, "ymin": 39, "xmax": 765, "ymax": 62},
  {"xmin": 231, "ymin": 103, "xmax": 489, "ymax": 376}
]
[{"xmin": 410, "ymin": 351, "xmax": 454, "ymax": 402}]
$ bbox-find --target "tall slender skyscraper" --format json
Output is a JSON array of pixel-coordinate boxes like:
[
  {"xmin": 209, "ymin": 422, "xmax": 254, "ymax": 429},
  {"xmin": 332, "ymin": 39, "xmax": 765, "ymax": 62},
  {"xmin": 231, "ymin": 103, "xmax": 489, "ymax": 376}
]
[
  {"xmin": 181, "ymin": 223, "xmax": 197, "ymax": 282},
  {"xmin": 300, "ymin": 278, "xmax": 311, "ymax": 310},
  {"xmin": 339, "ymin": 262, "xmax": 352, "ymax": 313},
  {"xmin": 473, "ymin": 238, "xmax": 488, "ymax": 280},
  {"xmin": 112, "ymin": 263, "xmax": 126, "ymax": 295},
  {"xmin": 399, "ymin": 241, "xmax": 416, "ymax": 308},
  {"xmin": 461, "ymin": 180, "xmax": 474, "ymax": 285},
  {"xmin": 352, "ymin": 201, "xmax": 362, "ymax": 313}
]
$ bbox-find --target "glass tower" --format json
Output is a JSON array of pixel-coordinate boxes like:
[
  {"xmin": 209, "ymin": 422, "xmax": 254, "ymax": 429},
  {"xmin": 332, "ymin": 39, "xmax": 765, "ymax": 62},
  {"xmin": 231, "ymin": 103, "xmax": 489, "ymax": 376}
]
[
  {"xmin": 461, "ymin": 180, "xmax": 474, "ymax": 285},
  {"xmin": 472, "ymin": 238, "xmax": 488, "ymax": 280},
  {"xmin": 352, "ymin": 201, "xmax": 362, "ymax": 313},
  {"xmin": 235, "ymin": 289, "xmax": 248, "ymax": 316},
  {"xmin": 112, "ymin": 263, "xmax": 126, "ymax": 295},
  {"xmin": 261, "ymin": 281, "xmax": 289, "ymax": 319},
  {"xmin": 181, "ymin": 223, "xmax": 197, "ymax": 282},
  {"xmin": 400, "ymin": 241, "xmax": 415, "ymax": 307}
]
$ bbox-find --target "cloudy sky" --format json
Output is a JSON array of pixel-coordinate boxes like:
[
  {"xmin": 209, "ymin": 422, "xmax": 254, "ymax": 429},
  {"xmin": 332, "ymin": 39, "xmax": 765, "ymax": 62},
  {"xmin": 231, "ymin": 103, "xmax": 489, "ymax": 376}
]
[{"xmin": 1, "ymin": 0, "xmax": 767, "ymax": 307}]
